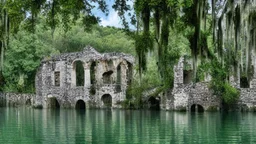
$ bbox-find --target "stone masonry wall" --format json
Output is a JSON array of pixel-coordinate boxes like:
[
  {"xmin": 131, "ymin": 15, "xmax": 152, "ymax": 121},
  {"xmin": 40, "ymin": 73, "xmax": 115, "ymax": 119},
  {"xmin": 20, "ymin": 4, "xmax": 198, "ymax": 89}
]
[
  {"xmin": 35, "ymin": 46, "xmax": 134, "ymax": 109},
  {"xmin": 165, "ymin": 57, "xmax": 221, "ymax": 111},
  {"xmin": 0, "ymin": 92, "xmax": 34, "ymax": 107},
  {"xmin": 239, "ymin": 88, "xmax": 256, "ymax": 111}
]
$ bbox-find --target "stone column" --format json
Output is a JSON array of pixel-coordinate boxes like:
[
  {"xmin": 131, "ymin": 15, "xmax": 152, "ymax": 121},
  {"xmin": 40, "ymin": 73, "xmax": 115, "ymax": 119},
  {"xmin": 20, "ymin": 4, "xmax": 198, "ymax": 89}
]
[
  {"xmin": 174, "ymin": 57, "xmax": 184, "ymax": 88},
  {"xmin": 84, "ymin": 62, "xmax": 91, "ymax": 88}
]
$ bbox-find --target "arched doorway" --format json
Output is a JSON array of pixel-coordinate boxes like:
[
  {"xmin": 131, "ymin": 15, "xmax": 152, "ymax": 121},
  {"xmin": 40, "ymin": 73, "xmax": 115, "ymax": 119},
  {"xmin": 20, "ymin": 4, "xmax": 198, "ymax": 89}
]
[
  {"xmin": 25, "ymin": 99, "xmax": 31, "ymax": 106},
  {"xmin": 101, "ymin": 94, "xmax": 112, "ymax": 108},
  {"xmin": 191, "ymin": 104, "xmax": 204, "ymax": 112},
  {"xmin": 75, "ymin": 100, "xmax": 86, "ymax": 109},
  {"xmin": 48, "ymin": 97, "xmax": 60, "ymax": 109},
  {"xmin": 148, "ymin": 96, "xmax": 160, "ymax": 110}
]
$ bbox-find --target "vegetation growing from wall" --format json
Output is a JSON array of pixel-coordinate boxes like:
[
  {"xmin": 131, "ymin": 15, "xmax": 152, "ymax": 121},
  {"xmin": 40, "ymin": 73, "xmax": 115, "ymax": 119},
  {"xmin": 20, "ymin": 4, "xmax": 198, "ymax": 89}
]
[{"xmin": 210, "ymin": 60, "xmax": 239, "ymax": 105}]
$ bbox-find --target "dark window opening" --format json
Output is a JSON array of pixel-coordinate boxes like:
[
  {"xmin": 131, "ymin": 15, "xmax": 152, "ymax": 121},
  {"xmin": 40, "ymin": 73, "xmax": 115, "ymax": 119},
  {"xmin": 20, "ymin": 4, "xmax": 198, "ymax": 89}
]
[
  {"xmin": 54, "ymin": 71, "xmax": 60, "ymax": 86},
  {"xmin": 183, "ymin": 70, "xmax": 193, "ymax": 84},
  {"xmin": 90, "ymin": 62, "xmax": 96, "ymax": 85},
  {"xmin": 116, "ymin": 64, "xmax": 121, "ymax": 92},
  {"xmin": 240, "ymin": 76, "xmax": 249, "ymax": 88},
  {"xmin": 75, "ymin": 61, "xmax": 84, "ymax": 86},
  {"xmin": 103, "ymin": 71, "xmax": 113, "ymax": 84},
  {"xmin": 191, "ymin": 104, "xmax": 204, "ymax": 112},
  {"xmin": 101, "ymin": 94, "xmax": 112, "ymax": 108},
  {"xmin": 75, "ymin": 100, "xmax": 86, "ymax": 109}
]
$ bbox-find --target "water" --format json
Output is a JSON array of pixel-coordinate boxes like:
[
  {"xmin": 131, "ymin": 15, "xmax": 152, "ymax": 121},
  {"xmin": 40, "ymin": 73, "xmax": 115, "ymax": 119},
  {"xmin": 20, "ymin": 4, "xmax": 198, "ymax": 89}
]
[{"xmin": 0, "ymin": 108, "xmax": 256, "ymax": 144}]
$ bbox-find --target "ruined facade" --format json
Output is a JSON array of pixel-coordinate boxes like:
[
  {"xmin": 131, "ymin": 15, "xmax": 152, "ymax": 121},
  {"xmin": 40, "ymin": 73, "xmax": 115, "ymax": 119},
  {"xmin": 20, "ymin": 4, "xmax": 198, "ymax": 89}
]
[
  {"xmin": 164, "ymin": 57, "xmax": 221, "ymax": 111},
  {"xmin": 34, "ymin": 46, "xmax": 134, "ymax": 109},
  {"xmin": 164, "ymin": 57, "xmax": 256, "ymax": 112}
]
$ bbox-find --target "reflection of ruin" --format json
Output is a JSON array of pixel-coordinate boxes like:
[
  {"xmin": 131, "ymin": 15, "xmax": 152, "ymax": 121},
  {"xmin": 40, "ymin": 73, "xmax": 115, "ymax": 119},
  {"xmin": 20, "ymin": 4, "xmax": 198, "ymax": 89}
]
[{"xmin": 35, "ymin": 46, "xmax": 134, "ymax": 109}]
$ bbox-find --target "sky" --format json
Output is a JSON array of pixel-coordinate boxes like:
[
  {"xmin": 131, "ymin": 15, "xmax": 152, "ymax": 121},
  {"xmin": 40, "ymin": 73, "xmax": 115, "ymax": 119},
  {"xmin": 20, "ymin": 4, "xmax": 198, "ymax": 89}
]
[{"xmin": 92, "ymin": 0, "xmax": 134, "ymax": 29}]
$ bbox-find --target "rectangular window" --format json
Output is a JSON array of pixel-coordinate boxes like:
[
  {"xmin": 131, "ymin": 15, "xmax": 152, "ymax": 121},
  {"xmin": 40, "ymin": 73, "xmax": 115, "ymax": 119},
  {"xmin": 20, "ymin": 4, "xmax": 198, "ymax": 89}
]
[{"xmin": 54, "ymin": 71, "xmax": 60, "ymax": 86}]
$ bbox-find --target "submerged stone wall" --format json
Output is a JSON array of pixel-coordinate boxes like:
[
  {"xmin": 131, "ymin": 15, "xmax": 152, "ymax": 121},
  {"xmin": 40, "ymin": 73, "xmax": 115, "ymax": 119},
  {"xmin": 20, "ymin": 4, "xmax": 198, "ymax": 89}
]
[
  {"xmin": 0, "ymin": 92, "xmax": 34, "ymax": 107},
  {"xmin": 35, "ymin": 46, "xmax": 134, "ymax": 109}
]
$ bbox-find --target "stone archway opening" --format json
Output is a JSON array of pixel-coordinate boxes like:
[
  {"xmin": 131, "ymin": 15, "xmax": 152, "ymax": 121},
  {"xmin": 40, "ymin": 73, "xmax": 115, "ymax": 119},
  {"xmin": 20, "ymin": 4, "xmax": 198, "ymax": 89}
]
[
  {"xmin": 191, "ymin": 104, "xmax": 204, "ymax": 112},
  {"xmin": 101, "ymin": 94, "xmax": 112, "ymax": 108},
  {"xmin": 25, "ymin": 99, "xmax": 31, "ymax": 106},
  {"xmin": 48, "ymin": 97, "xmax": 60, "ymax": 109},
  {"xmin": 75, "ymin": 100, "xmax": 86, "ymax": 109},
  {"xmin": 148, "ymin": 96, "xmax": 160, "ymax": 110}
]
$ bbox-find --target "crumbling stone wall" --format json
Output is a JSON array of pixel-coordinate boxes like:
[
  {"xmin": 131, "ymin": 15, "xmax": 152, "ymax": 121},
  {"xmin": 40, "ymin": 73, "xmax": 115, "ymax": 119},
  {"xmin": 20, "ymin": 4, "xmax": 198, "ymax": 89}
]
[
  {"xmin": 239, "ymin": 88, "xmax": 256, "ymax": 111},
  {"xmin": 35, "ymin": 46, "xmax": 134, "ymax": 109},
  {"xmin": 0, "ymin": 92, "xmax": 34, "ymax": 107},
  {"xmin": 165, "ymin": 57, "xmax": 221, "ymax": 111}
]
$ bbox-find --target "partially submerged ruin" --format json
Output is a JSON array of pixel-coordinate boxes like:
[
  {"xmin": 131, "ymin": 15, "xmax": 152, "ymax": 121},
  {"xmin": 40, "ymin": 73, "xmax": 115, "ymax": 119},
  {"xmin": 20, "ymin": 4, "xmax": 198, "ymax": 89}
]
[
  {"xmin": 34, "ymin": 46, "xmax": 134, "ymax": 109},
  {"xmin": 34, "ymin": 46, "xmax": 256, "ymax": 111}
]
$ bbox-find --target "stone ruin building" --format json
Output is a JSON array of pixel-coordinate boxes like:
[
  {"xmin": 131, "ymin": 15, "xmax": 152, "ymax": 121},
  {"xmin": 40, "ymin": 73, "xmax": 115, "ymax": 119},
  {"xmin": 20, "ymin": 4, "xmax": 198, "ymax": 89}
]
[
  {"xmin": 163, "ymin": 57, "xmax": 221, "ymax": 112},
  {"xmin": 34, "ymin": 46, "xmax": 256, "ymax": 111},
  {"xmin": 162, "ymin": 56, "xmax": 256, "ymax": 112},
  {"xmin": 34, "ymin": 46, "xmax": 134, "ymax": 109}
]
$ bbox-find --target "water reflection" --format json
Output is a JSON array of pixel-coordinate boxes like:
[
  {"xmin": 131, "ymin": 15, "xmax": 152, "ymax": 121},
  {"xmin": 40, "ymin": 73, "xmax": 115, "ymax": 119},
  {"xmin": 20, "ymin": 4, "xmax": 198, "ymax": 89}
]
[{"xmin": 1, "ymin": 108, "xmax": 256, "ymax": 143}]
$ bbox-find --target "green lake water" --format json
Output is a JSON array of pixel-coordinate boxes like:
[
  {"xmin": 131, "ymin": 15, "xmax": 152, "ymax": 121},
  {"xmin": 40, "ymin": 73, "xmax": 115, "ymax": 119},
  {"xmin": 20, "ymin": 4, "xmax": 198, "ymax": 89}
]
[{"xmin": 0, "ymin": 107, "xmax": 256, "ymax": 144}]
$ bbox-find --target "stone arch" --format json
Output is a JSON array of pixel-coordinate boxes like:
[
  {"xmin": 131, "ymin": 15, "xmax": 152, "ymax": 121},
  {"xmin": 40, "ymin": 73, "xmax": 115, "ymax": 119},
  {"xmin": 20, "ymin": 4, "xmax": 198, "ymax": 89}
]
[
  {"xmin": 25, "ymin": 99, "xmax": 31, "ymax": 106},
  {"xmin": 72, "ymin": 60, "xmax": 85, "ymax": 87},
  {"xmin": 191, "ymin": 104, "xmax": 204, "ymax": 112},
  {"xmin": 75, "ymin": 100, "xmax": 86, "ymax": 109},
  {"xmin": 148, "ymin": 96, "xmax": 160, "ymax": 110},
  {"xmin": 101, "ymin": 94, "xmax": 112, "ymax": 108},
  {"xmin": 47, "ymin": 97, "xmax": 60, "ymax": 109}
]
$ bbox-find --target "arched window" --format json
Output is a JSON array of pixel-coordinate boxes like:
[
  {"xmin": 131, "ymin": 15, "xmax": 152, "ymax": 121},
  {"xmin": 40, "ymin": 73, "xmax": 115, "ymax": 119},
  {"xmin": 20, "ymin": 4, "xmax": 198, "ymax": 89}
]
[
  {"xmin": 90, "ymin": 62, "xmax": 96, "ymax": 85},
  {"xmin": 73, "ymin": 61, "xmax": 84, "ymax": 86},
  {"xmin": 127, "ymin": 62, "xmax": 132, "ymax": 85},
  {"xmin": 116, "ymin": 64, "xmax": 121, "ymax": 91}
]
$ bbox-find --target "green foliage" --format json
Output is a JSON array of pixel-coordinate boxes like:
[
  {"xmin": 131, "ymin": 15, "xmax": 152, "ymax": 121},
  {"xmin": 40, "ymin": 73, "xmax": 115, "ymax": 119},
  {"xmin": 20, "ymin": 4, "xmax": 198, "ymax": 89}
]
[
  {"xmin": 126, "ymin": 57, "xmax": 161, "ymax": 108},
  {"xmin": 3, "ymin": 30, "xmax": 57, "ymax": 93},
  {"xmin": 196, "ymin": 60, "xmax": 211, "ymax": 82},
  {"xmin": 210, "ymin": 60, "xmax": 239, "ymax": 104},
  {"xmin": 222, "ymin": 83, "xmax": 240, "ymax": 104},
  {"xmin": 54, "ymin": 24, "xmax": 135, "ymax": 55}
]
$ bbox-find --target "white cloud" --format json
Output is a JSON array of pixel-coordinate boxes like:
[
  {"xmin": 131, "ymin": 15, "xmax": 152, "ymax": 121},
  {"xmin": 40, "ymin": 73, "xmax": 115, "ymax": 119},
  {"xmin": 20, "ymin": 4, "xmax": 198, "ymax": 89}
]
[{"xmin": 100, "ymin": 10, "xmax": 123, "ymax": 28}]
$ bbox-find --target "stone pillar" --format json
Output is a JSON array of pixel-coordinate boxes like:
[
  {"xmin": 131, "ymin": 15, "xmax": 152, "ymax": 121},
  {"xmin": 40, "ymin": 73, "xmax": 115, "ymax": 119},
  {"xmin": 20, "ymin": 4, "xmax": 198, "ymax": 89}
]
[
  {"xmin": 174, "ymin": 57, "xmax": 184, "ymax": 87},
  {"xmin": 84, "ymin": 69, "xmax": 91, "ymax": 88}
]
